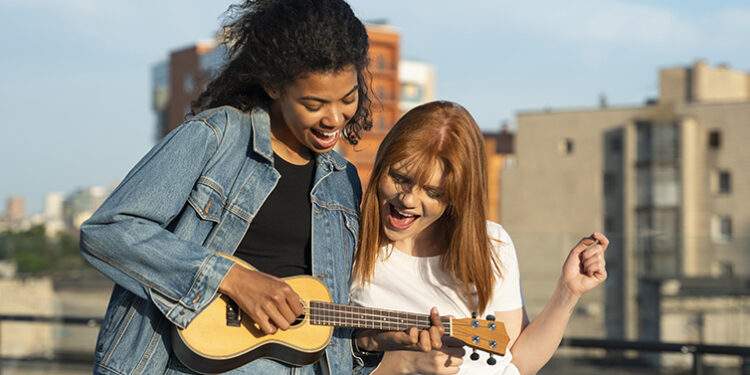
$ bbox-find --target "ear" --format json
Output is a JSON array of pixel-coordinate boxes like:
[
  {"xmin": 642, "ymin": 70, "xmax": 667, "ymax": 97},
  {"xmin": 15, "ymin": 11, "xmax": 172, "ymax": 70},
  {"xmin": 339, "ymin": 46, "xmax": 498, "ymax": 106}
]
[{"xmin": 264, "ymin": 85, "xmax": 281, "ymax": 100}]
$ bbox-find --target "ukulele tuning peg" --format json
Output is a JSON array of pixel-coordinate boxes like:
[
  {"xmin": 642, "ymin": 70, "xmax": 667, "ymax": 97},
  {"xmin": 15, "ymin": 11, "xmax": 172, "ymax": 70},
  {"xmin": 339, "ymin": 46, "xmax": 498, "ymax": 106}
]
[
  {"xmin": 485, "ymin": 314, "xmax": 495, "ymax": 321},
  {"xmin": 471, "ymin": 311, "xmax": 477, "ymax": 319},
  {"xmin": 487, "ymin": 354, "xmax": 497, "ymax": 366},
  {"xmin": 470, "ymin": 348, "xmax": 480, "ymax": 361}
]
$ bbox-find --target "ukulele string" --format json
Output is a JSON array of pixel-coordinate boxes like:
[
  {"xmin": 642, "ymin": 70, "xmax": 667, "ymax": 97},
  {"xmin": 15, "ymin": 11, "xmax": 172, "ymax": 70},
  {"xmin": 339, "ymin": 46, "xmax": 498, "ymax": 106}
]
[{"xmin": 300, "ymin": 299, "xmax": 451, "ymax": 330}]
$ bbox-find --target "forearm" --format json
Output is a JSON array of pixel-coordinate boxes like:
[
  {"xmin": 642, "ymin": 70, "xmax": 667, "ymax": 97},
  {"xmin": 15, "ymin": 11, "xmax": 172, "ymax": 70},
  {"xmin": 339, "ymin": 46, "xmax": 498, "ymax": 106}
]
[
  {"xmin": 370, "ymin": 351, "xmax": 409, "ymax": 375},
  {"xmin": 510, "ymin": 281, "xmax": 579, "ymax": 375}
]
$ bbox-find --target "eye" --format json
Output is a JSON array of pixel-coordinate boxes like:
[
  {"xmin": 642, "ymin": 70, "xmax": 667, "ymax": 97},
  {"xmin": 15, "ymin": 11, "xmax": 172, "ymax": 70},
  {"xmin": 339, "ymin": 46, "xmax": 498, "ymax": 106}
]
[
  {"xmin": 304, "ymin": 104, "xmax": 322, "ymax": 112},
  {"xmin": 342, "ymin": 94, "xmax": 357, "ymax": 105},
  {"xmin": 425, "ymin": 188, "xmax": 444, "ymax": 200},
  {"xmin": 388, "ymin": 170, "xmax": 409, "ymax": 185}
]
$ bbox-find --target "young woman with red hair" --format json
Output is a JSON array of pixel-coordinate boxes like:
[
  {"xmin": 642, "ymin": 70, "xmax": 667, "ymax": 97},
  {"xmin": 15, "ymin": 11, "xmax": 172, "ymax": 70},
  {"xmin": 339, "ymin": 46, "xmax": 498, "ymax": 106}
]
[{"xmin": 351, "ymin": 101, "xmax": 609, "ymax": 375}]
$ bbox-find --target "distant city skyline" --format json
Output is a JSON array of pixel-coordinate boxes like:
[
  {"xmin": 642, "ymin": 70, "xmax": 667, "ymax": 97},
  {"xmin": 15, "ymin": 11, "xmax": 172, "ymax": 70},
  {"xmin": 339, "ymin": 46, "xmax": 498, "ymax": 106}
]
[{"xmin": 2, "ymin": 0, "xmax": 750, "ymax": 214}]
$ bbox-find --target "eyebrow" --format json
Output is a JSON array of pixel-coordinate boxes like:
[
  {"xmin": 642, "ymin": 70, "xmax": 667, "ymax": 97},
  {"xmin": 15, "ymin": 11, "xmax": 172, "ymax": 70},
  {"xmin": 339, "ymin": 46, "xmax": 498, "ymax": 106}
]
[{"xmin": 299, "ymin": 86, "xmax": 359, "ymax": 102}]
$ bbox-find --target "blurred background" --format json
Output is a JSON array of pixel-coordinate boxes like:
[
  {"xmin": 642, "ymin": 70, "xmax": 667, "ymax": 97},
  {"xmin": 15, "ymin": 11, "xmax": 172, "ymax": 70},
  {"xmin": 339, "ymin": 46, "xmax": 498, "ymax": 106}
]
[{"xmin": 1, "ymin": 1, "xmax": 749, "ymax": 374}]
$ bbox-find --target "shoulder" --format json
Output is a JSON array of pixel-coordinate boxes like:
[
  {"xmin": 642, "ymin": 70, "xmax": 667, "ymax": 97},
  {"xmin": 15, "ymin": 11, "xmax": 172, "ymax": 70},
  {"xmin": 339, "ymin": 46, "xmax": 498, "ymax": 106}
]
[
  {"xmin": 329, "ymin": 150, "xmax": 362, "ymax": 190},
  {"xmin": 486, "ymin": 220, "xmax": 513, "ymax": 245},
  {"xmin": 315, "ymin": 150, "xmax": 363, "ymax": 210},
  {"xmin": 486, "ymin": 221, "xmax": 518, "ymax": 265},
  {"xmin": 187, "ymin": 105, "xmax": 254, "ymax": 144}
]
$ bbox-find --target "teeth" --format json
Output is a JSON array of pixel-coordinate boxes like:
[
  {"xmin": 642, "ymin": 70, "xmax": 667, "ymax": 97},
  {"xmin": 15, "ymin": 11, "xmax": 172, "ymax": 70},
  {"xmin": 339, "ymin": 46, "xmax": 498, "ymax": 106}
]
[
  {"xmin": 316, "ymin": 129, "xmax": 339, "ymax": 137},
  {"xmin": 395, "ymin": 208, "xmax": 415, "ymax": 217}
]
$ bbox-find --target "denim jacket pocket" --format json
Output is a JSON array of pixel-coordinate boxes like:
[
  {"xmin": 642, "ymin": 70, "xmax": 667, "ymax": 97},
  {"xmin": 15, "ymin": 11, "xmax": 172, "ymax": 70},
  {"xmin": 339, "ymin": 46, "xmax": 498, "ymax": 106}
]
[{"xmin": 187, "ymin": 179, "xmax": 224, "ymax": 223}]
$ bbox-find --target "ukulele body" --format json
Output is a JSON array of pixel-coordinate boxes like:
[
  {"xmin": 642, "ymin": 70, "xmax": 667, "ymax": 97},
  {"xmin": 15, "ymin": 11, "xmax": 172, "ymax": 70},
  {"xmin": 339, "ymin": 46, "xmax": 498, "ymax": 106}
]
[{"xmin": 172, "ymin": 276, "xmax": 333, "ymax": 374}]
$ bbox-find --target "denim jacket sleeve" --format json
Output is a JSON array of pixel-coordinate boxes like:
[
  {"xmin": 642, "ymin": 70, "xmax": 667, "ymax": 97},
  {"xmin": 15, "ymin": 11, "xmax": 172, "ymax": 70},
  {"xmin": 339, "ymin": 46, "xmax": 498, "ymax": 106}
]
[{"xmin": 79, "ymin": 119, "xmax": 236, "ymax": 329}]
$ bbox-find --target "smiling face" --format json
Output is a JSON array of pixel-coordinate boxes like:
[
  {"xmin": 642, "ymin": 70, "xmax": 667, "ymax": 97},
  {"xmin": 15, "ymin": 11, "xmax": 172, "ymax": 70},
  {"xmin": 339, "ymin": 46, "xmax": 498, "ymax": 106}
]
[
  {"xmin": 378, "ymin": 160, "xmax": 448, "ymax": 255},
  {"xmin": 268, "ymin": 65, "xmax": 359, "ymax": 163}
]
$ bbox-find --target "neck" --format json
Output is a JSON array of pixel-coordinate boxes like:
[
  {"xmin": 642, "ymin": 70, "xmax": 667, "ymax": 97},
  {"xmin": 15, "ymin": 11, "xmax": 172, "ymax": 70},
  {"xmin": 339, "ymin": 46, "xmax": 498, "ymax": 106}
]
[
  {"xmin": 394, "ymin": 223, "xmax": 446, "ymax": 257},
  {"xmin": 269, "ymin": 103, "xmax": 312, "ymax": 165}
]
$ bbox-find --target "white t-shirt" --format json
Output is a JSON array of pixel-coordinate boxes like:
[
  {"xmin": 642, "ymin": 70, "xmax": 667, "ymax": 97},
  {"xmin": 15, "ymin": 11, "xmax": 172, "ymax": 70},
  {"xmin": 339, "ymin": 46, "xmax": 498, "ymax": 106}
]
[{"xmin": 350, "ymin": 221, "xmax": 523, "ymax": 375}]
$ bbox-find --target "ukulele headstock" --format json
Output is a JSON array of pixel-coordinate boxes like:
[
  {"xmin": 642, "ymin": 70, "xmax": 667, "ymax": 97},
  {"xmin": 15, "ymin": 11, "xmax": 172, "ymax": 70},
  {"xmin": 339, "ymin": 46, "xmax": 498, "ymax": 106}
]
[{"xmin": 450, "ymin": 315, "xmax": 509, "ymax": 356}]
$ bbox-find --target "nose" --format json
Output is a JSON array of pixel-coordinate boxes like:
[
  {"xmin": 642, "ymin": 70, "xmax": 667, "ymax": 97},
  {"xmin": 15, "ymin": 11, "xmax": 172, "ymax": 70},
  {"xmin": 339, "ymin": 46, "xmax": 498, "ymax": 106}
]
[
  {"xmin": 397, "ymin": 188, "xmax": 417, "ymax": 209},
  {"xmin": 323, "ymin": 104, "xmax": 347, "ymax": 129}
]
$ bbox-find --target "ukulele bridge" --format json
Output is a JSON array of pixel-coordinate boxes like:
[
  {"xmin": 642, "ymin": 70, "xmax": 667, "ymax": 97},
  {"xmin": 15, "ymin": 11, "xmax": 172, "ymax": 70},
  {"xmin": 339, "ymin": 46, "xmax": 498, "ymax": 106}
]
[{"xmin": 224, "ymin": 296, "xmax": 242, "ymax": 327}]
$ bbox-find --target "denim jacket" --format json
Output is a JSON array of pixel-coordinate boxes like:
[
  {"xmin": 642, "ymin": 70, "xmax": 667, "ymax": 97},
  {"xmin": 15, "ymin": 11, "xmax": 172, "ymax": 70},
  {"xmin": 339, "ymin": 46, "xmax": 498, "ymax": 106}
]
[{"xmin": 80, "ymin": 106, "xmax": 371, "ymax": 374}]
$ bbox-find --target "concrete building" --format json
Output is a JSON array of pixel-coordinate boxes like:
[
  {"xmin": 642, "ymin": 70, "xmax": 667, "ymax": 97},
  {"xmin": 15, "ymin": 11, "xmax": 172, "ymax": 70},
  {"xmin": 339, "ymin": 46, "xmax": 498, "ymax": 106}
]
[
  {"xmin": 336, "ymin": 23, "xmax": 401, "ymax": 186},
  {"xmin": 63, "ymin": 186, "xmax": 108, "ymax": 230},
  {"xmin": 6, "ymin": 196, "xmax": 26, "ymax": 224},
  {"xmin": 398, "ymin": 59, "xmax": 436, "ymax": 115},
  {"xmin": 43, "ymin": 192, "xmax": 65, "ymax": 237},
  {"xmin": 484, "ymin": 124, "xmax": 515, "ymax": 224},
  {"xmin": 502, "ymin": 61, "xmax": 750, "ymax": 358},
  {"xmin": 153, "ymin": 40, "xmax": 225, "ymax": 137}
]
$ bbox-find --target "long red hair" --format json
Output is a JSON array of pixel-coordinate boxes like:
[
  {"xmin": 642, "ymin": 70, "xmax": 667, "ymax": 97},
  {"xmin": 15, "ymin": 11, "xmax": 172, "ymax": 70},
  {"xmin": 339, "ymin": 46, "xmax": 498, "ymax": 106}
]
[{"xmin": 353, "ymin": 101, "xmax": 501, "ymax": 313}]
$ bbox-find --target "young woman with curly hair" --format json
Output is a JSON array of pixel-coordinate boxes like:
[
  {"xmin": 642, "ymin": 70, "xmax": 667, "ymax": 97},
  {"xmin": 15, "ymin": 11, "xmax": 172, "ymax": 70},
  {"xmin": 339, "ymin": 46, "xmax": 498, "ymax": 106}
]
[{"xmin": 80, "ymin": 1, "xmax": 438, "ymax": 374}]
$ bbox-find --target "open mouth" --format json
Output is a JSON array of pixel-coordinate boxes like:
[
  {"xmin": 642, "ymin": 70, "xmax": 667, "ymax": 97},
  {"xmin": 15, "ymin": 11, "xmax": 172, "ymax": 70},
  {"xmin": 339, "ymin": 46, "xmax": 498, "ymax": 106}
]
[
  {"xmin": 387, "ymin": 203, "xmax": 420, "ymax": 231},
  {"xmin": 310, "ymin": 128, "xmax": 340, "ymax": 149}
]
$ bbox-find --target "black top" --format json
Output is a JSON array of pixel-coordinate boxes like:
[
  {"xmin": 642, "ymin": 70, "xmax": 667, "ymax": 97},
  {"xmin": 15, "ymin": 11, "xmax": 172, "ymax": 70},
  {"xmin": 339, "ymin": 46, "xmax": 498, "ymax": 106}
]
[{"xmin": 235, "ymin": 153, "xmax": 315, "ymax": 277}]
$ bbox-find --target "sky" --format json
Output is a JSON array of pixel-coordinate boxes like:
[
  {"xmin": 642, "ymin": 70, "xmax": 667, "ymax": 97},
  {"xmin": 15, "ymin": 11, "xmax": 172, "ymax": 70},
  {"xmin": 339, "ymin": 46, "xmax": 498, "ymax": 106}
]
[{"xmin": 2, "ymin": 0, "xmax": 750, "ymax": 215}]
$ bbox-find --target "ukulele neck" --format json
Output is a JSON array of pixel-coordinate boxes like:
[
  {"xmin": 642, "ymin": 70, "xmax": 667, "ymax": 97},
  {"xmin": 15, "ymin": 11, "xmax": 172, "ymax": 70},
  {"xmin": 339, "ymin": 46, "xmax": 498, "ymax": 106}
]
[{"xmin": 307, "ymin": 301, "xmax": 452, "ymax": 334}]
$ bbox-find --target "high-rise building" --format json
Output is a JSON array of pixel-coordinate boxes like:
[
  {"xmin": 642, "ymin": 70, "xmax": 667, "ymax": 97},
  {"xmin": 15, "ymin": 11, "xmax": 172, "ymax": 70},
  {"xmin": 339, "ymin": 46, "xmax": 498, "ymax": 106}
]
[
  {"xmin": 153, "ymin": 40, "xmax": 225, "ymax": 137},
  {"xmin": 502, "ymin": 61, "xmax": 750, "ymax": 356},
  {"xmin": 336, "ymin": 24, "xmax": 401, "ymax": 186},
  {"xmin": 483, "ymin": 125, "xmax": 515, "ymax": 223},
  {"xmin": 6, "ymin": 196, "xmax": 26, "ymax": 223},
  {"xmin": 44, "ymin": 192, "xmax": 65, "ymax": 237},
  {"xmin": 398, "ymin": 60, "xmax": 436, "ymax": 117},
  {"xmin": 63, "ymin": 186, "xmax": 109, "ymax": 230}
]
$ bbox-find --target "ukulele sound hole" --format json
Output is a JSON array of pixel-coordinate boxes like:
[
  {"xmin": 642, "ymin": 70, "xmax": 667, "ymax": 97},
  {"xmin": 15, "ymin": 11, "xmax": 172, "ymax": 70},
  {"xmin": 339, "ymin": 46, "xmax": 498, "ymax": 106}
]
[{"xmin": 292, "ymin": 314, "xmax": 305, "ymax": 326}]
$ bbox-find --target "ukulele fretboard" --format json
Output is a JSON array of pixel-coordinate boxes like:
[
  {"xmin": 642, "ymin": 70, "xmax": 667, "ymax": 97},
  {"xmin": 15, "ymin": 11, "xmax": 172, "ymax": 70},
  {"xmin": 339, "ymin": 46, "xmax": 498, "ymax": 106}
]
[{"xmin": 307, "ymin": 301, "xmax": 452, "ymax": 334}]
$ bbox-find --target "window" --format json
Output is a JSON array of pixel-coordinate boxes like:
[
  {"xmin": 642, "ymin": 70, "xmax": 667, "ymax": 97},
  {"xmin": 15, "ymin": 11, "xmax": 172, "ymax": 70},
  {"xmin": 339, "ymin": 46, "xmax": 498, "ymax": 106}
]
[
  {"xmin": 652, "ymin": 166, "xmax": 679, "ymax": 206},
  {"xmin": 377, "ymin": 86, "xmax": 387, "ymax": 101},
  {"xmin": 637, "ymin": 121, "xmax": 678, "ymax": 162},
  {"xmin": 609, "ymin": 136, "xmax": 622, "ymax": 153},
  {"xmin": 603, "ymin": 172, "xmax": 617, "ymax": 194},
  {"xmin": 376, "ymin": 55, "xmax": 387, "ymax": 70},
  {"xmin": 708, "ymin": 130, "xmax": 721, "ymax": 149},
  {"xmin": 713, "ymin": 261, "xmax": 733, "ymax": 278},
  {"xmin": 559, "ymin": 138, "xmax": 574, "ymax": 155},
  {"xmin": 718, "ymin": 170, "xmax": 731, "ymax": 194},
  {"xmin": 604, "ymin": 216, "xmax": 615, "ymax": 232},
  {"xmin": 712, "ymin": 216, "xmax": 732, "ymax": 243}
]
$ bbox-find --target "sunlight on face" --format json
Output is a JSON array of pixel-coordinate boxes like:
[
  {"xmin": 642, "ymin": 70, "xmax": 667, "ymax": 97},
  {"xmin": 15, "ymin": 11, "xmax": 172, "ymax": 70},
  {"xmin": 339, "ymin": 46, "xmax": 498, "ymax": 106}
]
[
  {"xmin": 377, "ymin": 161, "xmax": 448, "ymax": 255},
  {"xmin": 269, "ymin": 65, "xmax": 359, "ymax": 162}
]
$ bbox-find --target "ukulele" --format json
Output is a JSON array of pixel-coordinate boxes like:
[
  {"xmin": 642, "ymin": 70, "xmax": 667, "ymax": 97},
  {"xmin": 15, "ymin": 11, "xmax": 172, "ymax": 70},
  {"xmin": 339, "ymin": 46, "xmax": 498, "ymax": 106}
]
[{"xmin": 172, "ymin": 255, "xmax": 509, "ymax": 374}]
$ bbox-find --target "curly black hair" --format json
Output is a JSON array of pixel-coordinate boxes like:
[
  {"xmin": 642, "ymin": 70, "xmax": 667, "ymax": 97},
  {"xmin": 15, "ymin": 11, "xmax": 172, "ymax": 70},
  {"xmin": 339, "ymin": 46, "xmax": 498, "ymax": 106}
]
[{"xmin": 191, "ymin": 0, "xmax": 373, "ymax": 145}]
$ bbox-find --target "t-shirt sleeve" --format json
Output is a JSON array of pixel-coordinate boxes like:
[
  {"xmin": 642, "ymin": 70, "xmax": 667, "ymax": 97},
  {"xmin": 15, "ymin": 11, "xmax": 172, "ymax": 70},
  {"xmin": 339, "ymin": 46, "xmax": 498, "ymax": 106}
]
[{"xmin": 486, "ymin": 221, "xmax": 524, "ymax": 313}]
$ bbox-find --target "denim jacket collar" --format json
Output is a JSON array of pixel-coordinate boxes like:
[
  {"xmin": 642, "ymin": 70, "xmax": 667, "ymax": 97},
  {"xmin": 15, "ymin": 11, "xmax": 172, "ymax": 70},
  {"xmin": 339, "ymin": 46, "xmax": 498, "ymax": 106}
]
[{"xmin": 250, "ymin": 107, "xmax": 274, "ymax": 163}]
